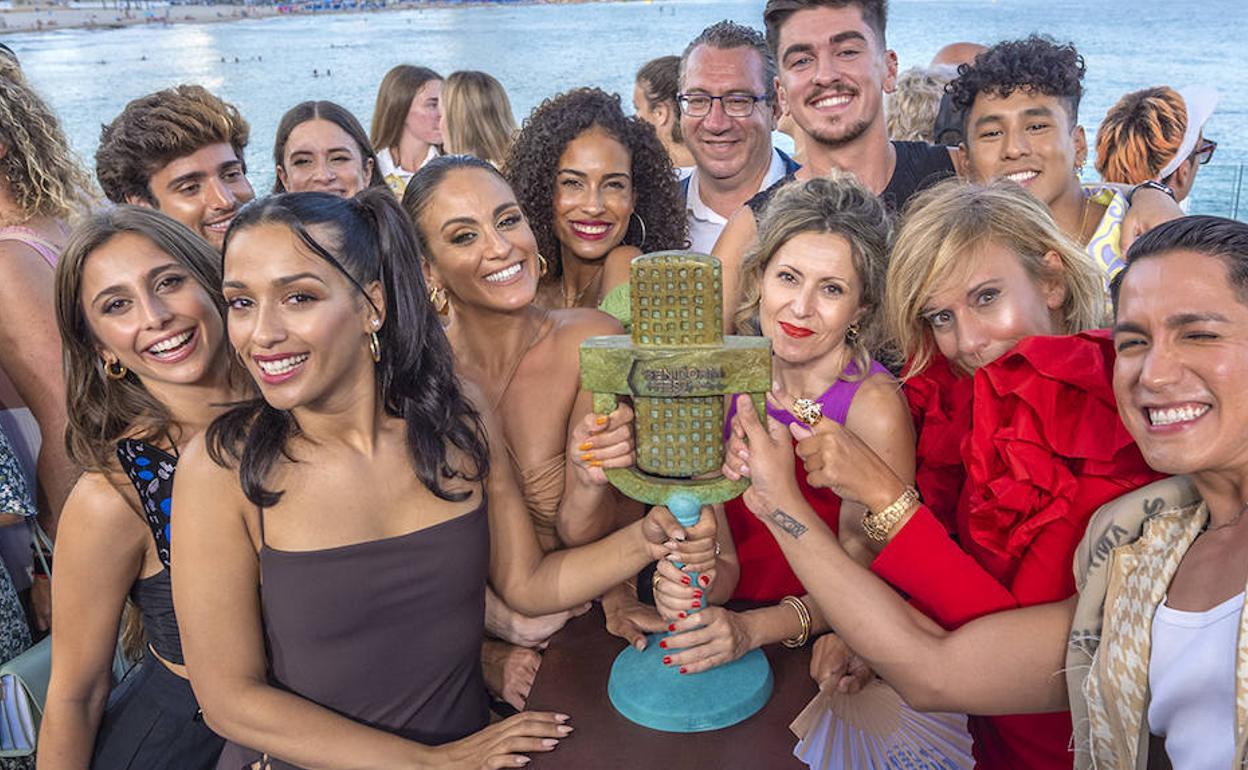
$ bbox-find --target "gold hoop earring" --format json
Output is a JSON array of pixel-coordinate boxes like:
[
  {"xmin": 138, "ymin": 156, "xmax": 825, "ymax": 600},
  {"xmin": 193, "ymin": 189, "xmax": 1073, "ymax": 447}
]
[
  {"xmin": 103, "ymin": 359, "xmax": 127, "ymax": 381},
  {"xmin": 368, "ymin": 331, "xmax": 382, "ymax": 363},
  {"xmin": 537, "ymin": 253, "xmax": 549, "ymax": 278},
  {"xmin": 845, "ymin": 323, "xmax": 860, "ymax": 342},
  {"xmin": 630, "ymin": 211, "xmax": 648, "ymax": 247},
  {"xmin": 428, "ymin": 285, "xmax": 449, "ymax": 315}
]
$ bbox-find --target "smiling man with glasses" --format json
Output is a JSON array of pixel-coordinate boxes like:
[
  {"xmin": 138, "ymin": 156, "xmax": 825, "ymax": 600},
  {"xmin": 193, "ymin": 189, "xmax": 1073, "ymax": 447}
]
[{"xmin": 676, "ymin": 20, "xmax": 801, "ymax": 256}]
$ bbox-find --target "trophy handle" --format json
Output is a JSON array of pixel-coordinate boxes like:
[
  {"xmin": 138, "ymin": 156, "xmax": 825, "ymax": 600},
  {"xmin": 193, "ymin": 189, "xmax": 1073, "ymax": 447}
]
[{"xmin": 593, "ymin": 392, "xmax": 619, "ymax": 416}]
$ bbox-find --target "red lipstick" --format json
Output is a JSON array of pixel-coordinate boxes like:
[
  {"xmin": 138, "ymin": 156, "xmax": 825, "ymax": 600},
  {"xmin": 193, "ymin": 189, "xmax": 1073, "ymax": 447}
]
[{"xmin": 779, "ymin": 322, "xmax": 814, "ymax": 338}]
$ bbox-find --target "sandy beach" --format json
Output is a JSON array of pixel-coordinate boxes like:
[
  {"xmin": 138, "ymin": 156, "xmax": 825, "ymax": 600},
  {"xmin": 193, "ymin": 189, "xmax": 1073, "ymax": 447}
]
[
  {"xmin": 0, "ymin": 0, "xmax": 604, "ymax": 34},
  {"xmin": 0, "ymin": 3, "xmax": 289, "ymax": 33}
]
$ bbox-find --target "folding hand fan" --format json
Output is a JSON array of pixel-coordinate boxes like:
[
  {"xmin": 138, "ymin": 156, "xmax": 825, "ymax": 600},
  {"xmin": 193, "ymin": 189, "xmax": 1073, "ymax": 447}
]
[{"xmin": 790, "ymin": 679, "xmax": 975, "ymax": 770}]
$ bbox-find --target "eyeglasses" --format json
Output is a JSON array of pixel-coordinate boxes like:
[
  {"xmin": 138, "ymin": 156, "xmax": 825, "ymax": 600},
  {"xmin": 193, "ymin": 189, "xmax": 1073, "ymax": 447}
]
[
  {"xmin": 677, "ymin": 93, "xmax": 767, "ymax": 118},
  {"xmin": 1191, "ymin": 138, "xmax": 1217, "ymax": 166}
]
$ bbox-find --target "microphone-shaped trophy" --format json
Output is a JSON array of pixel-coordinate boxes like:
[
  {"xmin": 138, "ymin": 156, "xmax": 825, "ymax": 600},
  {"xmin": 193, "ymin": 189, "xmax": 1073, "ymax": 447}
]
[{"xmin": 580, "ymin": 252, "xmax": 774, "ymax": 732}]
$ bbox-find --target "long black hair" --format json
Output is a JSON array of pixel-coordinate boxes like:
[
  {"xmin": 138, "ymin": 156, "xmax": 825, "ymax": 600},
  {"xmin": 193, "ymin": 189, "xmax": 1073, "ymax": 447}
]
[{"xmin": 207, "ymin": 187, "xmax": 489, "ymax": 507}]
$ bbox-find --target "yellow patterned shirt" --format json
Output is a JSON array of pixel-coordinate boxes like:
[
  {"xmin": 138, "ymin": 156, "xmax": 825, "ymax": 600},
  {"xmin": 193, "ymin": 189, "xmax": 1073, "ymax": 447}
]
[{"xmin": 1082, "ymin": 183, "xmax": 1129, "ymax": 291}]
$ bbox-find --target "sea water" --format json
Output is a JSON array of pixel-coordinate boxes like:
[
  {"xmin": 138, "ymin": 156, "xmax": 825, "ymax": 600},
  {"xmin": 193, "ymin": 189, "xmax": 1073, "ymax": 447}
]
[{"xmin": 6, "ymin": 0, "xmax": 1246, "ymax": 217}]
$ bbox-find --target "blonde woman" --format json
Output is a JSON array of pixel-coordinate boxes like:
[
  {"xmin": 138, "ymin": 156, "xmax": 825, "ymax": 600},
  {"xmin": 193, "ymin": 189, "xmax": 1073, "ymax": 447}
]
[
  {"xmin": 655, "ymin": 173, "xmax": 915, "ymax": 676},
  {"xmin": 439, "ymin": 71, "xmax": 517, "ymax": 169},
  {"xmin": 728, "ymin": 178, "xmax": 1159, "ymax": 769},
  {"xmin": 0, "ymin": 70, "xmax": 93, "ymax": 630}
]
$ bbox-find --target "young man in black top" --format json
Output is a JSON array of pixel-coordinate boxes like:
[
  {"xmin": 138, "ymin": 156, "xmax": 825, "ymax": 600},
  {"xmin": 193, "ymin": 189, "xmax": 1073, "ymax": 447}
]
[{"xmin": 712, "ymin": 0, "xmax": 955, "ymax": 325}]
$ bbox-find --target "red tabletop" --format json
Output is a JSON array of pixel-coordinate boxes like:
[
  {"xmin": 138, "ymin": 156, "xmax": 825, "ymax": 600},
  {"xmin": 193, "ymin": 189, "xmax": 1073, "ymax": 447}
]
[{"xmin": 526, "ymin": 604, "xmax": 812, "ymax": 769}]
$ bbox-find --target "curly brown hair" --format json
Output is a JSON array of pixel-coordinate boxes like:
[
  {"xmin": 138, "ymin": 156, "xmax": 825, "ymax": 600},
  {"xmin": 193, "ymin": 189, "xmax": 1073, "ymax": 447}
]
[
  {"xmin": 503, "ymin": 87, "xmax": 687, "ymax": 279},
  {"xmin": 95, "ymin": 84, "xmax": 250, "ymax": 205},
  {"xmin": 0, "ymin": 74, "xmax": 94, "ymax": 221}
]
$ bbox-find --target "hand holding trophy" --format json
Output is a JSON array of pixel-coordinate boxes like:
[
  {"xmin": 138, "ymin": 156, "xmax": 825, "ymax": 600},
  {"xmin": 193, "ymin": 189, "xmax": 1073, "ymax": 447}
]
[{"xmin": 580, "ymin": 252, "xmax": 774, "ymax": 732}]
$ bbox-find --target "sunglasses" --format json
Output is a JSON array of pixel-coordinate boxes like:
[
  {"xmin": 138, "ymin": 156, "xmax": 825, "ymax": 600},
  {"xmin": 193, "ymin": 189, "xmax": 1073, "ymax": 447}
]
[{"xmin": 1192, "ymin": 138, "xmax": 1217, "ymax": 166}]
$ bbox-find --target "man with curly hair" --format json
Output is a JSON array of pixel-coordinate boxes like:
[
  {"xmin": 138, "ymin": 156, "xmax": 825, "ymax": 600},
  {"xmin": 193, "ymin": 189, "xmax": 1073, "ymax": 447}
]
[
  {"xmin": 950, "ymin": 35, "xmax": 1181, "ymax": 287},
  {"xmin": 96, "ymin": 85, "xmax": 254, "ymax": 252},
  {"xmin": 677, "ymin": 20, "xmax": 800, "ymax": 256}
]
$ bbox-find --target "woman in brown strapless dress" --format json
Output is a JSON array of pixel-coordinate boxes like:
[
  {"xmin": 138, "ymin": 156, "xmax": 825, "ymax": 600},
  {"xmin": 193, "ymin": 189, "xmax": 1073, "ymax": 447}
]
[
  {"xmin": 171, "ymin": 189, "xmax": 718, "ymax": 769},
  {"xmin": 403, "ymin": 155, "xmax": 648, "ymax": 711}
]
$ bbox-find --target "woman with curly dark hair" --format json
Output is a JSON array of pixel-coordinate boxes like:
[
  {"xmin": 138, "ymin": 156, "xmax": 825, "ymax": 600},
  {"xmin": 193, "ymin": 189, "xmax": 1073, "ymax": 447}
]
[{"xmin": 504, "ymin": 87, "xmax": 686, "ymax": 319}]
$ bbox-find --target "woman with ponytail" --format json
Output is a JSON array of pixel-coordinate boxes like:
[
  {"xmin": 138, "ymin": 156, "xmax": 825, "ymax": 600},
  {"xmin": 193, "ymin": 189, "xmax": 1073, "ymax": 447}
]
[
  {"xmin": 39, "ymin": 207, "xmax": 242, "ymax": 769},
  {"xmin": 172, "ymin": 188, "xmax": 716, "ymax": 769}
]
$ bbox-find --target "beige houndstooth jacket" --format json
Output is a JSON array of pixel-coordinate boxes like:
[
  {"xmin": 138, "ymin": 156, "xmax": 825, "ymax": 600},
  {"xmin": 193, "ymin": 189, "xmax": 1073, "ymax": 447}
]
[{"xmin": 1066, "ymin": 475, "xmax": 1248, "ymax": 769}]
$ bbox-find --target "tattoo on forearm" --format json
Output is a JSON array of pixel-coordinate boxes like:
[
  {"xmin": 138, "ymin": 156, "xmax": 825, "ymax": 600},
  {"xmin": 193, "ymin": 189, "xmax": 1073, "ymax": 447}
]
[{"xmin": 767, "ymin": 508, "xmax": 807, "ymax": 539}]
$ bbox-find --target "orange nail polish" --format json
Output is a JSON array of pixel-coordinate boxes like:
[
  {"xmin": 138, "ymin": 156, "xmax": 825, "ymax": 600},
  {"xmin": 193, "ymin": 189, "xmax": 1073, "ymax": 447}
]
[
  {"xmin": 590, "ymin": 460, "xmax": 602, "ymax": 468},
  {"xmin": 578, "ymin": 442, "xmax": 593, "ymax": 451},
  {"xmin": 581, "ymin": 452, "xmax": 594, "ymax": 462},
  {"xmin": 596, "ymin": 415, "xmax": 608, "ymax": 426}
]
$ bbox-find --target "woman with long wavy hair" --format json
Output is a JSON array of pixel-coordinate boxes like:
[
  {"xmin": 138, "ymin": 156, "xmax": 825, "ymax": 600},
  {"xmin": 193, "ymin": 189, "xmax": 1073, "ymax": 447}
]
[
  {"xmin": 504, "ymin": 87, "xmax": 686, "ymax": 319},
  {"xmin": 0, "ymin": 69, "xmax": 93, "ymax": 607},
  {"xmin": 39, "ymin": 207, "xmax": 243, "ymax": 769}
]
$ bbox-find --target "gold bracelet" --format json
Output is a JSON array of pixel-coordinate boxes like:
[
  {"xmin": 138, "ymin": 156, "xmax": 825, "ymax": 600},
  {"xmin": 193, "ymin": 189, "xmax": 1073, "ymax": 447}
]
[
  {"xmin": 862, "ymin": 486, "xmax": 921, "ymax": 542},
  {"xmin": 780, "ymin": 595, "xmax": 811, "ymax": 648}
]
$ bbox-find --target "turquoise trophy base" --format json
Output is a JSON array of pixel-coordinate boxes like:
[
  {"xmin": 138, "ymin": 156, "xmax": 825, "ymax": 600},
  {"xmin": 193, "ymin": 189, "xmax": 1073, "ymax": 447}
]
[{"xmin": 607, "ymin": 638, "xmax": 773, "ymax": 733}]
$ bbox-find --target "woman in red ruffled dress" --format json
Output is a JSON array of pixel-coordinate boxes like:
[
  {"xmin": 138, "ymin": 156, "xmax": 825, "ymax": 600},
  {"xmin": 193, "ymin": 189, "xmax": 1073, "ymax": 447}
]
[{"xmin": 728, "ymin": 178, "xmax": 1162, "ymax": 770}]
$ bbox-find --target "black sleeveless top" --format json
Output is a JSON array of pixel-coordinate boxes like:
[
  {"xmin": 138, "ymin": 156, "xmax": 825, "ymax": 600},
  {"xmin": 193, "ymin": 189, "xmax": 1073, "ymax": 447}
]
[
  {"xmin": 116, "ymin": 439, "xmax": 185, "ymax": 665},
  {"xmin": 217, "ymin": 496, "xmax": 491, "ymax": 770},
  {"xmin": 746, "ymin": 140, "xmax": 955, "ymax": 220}
]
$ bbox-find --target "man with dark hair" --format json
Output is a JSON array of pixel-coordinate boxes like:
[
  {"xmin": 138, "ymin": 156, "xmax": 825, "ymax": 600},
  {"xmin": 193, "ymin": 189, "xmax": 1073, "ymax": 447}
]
[
  {"xmin": 951, "ymin": 35, "xmax": 1180, "ymax": 285},
  {"xmin": 633, "ymin": 55, "xmax": 694, "ymax": 173},
  {"xmin": 677, "ymin": 20, "xmax": 800, "ymax": 256},
  {"xmin": 712, "ymin": 0, "xmax": 955, "ymax": 324},
  {"xmin": 96, "ymin": 84, "xmax": 254, "ymax": 251}
]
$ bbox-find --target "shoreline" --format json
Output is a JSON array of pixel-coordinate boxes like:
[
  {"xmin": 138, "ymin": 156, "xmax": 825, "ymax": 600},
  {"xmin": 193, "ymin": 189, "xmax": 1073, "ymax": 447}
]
[{"xmin": 0, "ymin": 0, "xmax": 612, "ymax": 34}]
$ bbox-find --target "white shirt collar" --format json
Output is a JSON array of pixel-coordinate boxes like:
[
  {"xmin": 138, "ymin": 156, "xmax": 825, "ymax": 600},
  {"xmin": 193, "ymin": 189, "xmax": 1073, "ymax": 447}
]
[{"xmin": 686, "ymin": 147, "xmax": 789, "ymax": 226}]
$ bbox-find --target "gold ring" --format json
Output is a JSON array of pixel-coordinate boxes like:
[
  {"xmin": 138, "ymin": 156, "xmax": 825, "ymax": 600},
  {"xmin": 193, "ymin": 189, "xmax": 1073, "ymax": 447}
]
[
  {"xmin": 793, "ymin": 398, "xmax": 823, "ymax": 428},
  {"xmin": 651, "ymin": 570, "xmax": 662, "ymax": 593}
]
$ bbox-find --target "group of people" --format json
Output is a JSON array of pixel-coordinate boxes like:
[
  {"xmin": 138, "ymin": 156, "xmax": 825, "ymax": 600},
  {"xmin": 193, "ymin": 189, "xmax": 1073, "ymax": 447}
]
[{"xmin": 0, "ymin": 1, "xmax": 1238, "ymax": 769}]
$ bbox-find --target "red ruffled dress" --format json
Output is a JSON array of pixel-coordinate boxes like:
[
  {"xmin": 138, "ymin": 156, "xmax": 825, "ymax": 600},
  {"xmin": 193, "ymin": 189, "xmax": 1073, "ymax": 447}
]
[{"xmin": 871, "ymin": 332, "xmax": 1163, "ymax": 770}]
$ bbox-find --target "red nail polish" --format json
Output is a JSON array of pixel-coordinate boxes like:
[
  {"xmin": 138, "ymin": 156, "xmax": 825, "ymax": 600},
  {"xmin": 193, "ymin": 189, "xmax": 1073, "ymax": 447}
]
[
  {"xmin": 663, "ymin": 656, "xmax": 672, "ymax": 665},
  {"xmin": 678, "ymin": 612, "xmax": 686, "ymax": 619},
  {"xmin": 681, "ymin": 576, "xmax": 691, "ymax": 586},
  {"xmin": 660, "ymin": 640, "xmax": 668, "ymax": 648},
  {"xmin": 679, "ymin": 666, "xmax": 688, "ymax": 674},
  {"xmin": 668, "ymin": 624, "xmax": 676, "ymax": 632},
  {"xmin": 693, "ymin": 589, "xmax": 703, "ymax": 599},
  {"xmin": 699, "ymin": 575, "xmax": 710, "ymax": 586},
  {"xmin": 692, "ymin": 600, "xmax": 702, "ymax": 608}
]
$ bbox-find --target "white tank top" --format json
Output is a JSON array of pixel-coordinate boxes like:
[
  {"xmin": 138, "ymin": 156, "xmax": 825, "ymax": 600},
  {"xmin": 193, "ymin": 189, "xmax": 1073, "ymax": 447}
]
[{"xmin": 1148, "ymin": 591, "xmax": 1243, "ymax": 769}]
